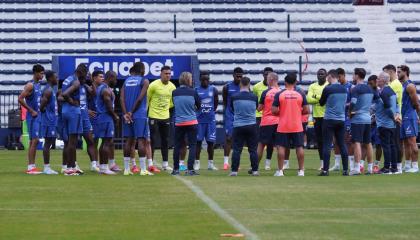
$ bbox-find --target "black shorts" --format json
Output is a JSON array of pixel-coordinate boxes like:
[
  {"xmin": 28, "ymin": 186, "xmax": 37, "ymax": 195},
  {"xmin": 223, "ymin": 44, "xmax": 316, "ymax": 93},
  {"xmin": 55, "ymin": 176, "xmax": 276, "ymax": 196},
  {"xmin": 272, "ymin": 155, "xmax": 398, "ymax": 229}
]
[
  {"xmin": 351, "ymin": 123, "xmax": 371, "ymax": 144},
  {"xmin": 275, "ymin": 132, "xmax": 304, "ymax": 148},
  {"xmin": 259, "ymin": 124, "xmax": 277, "ymax": 144}
]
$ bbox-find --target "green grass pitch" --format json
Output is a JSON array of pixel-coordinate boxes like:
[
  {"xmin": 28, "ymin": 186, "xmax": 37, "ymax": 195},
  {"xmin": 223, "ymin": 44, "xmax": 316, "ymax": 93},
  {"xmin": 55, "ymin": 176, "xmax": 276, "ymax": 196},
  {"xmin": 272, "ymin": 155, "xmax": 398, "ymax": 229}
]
[{"xmin": 1, "ymin": 149, "xmax": 420, "ymax": 240}]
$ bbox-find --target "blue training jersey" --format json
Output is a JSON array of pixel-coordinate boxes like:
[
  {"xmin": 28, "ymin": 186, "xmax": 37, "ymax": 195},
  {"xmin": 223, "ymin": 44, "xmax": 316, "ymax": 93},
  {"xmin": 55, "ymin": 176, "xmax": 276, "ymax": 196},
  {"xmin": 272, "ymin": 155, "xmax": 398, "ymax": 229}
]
[
  {"xmin": 375, "ymin": 86, "xmax": 397, "ymax": 129},
  {"xmin": 230, "ymin": 91, "xmax": 258, "ymax": 128},
  {"xmin": 224, "ymin": 82, "xmax": 240, "ymax": 124},
  {"xmin": 123, "ymin": 76, "xmax": 147, "ymax": 119},
  {"xmin": 25, "ymin": 80, "xmax": 41, "ymax": 120},
  {"xmin": 41, "ymin": 85, "xmax": 57, "ymax": 127},
  {"xmin": 95, "ymin": 83, "xmax": 114, "ymax": 123},
  {"xmin": 79, "ymin": 85, "xmax": 89, "ymax": 119},
  {"xmin": 196, "ymin": 85, "xmax": 217, "ymax": 124},
  {"xmin": 350, "ymin": 83, "xmax": 380, "ymax": 124},
  {"xmin": 319, "ymin": 82, "xmax": 347, "ymax": 121},
  {"xmin": 61, "ymin": 75, "xmax": 81, "ymax": 114},
  {"xmin": 172, "ymin": 85, "xmax": 200, "ymax": 124},
  {"xmin": 401, "ymin": 80, "xmax": 418, "ymax": 120}
]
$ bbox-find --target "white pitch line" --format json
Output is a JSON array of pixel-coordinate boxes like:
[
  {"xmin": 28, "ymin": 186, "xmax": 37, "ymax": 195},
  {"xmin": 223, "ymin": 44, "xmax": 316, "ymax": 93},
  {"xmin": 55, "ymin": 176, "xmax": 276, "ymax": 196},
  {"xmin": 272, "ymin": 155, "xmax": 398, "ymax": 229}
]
[{"xmin": 174, "ymin": 175, "xmax": 260, "ymax": 240}]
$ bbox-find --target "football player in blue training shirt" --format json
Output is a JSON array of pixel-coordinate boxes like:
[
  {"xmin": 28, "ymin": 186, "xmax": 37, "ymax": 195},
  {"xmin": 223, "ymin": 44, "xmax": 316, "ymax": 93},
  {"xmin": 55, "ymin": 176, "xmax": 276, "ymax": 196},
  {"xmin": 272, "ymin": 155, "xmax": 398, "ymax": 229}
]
[
  {"xmin": 87, "ymin": 70, "xmax": 104, "ymax": 172},
  {"xmin": 61, "ymin": 63, "xmax": 86, "ymax": 176},
  {"xmin": 120, "ymin": 62, "xmax": 153, "ymax": 176},
  {"xmin": 349, "ymin": 68, "xmax": 380, "ymax": 176},
  {"xmin": 95, "ymin": 70, "xmax": 119, "ymax": 175},
  {"xmin": 39, "ymin": 70, "xmax": 59, "ymax": 175},
  {"xmin": 18, "ymin": 64, "xmax": 45, "ymax": 174},
  {"xmin": 194, "ymin": 71, "xmax": 218, "ymax": 171},
  {"xmin": 222, "ymin": 67, "xmax": 243, "ymax": 170},
  {"xmin": 398, "ymin": 65, "xmax": 420, "ymax": 173},
  {"xmin": 79, "ymin": 70, "xmax": 105, "ymax": 173}
]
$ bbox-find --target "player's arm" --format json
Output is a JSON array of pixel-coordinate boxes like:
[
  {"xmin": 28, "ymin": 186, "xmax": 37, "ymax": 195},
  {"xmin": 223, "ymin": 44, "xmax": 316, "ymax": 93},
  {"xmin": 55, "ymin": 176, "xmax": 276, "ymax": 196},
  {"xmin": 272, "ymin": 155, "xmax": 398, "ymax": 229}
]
[
  {"xmin": 301, "ymin": 91, "xmax": 310, "ymax": 115},
  {"xmin": 213, "ymin": 87, "xmax": 219, "ymax": 111},
  {"xmin": 39, "ymin": 88, "xmax": 52, "ymax": 113},
  {"xmin": 146, "ymin": 81, "xmax": 154, "ymax": 108},
  {"xmin": 194, "ymin": 91, "xmax": 201, "ymax": 110},
  {"xmin": 407, "ymin": 84, "xmax": 420, "ymax": 114},
  {"xmin": 102, "ymin": 88, "xmax": 119, "ymax": 122},
  {"xmin": 57, "ymin": 89, "xmax": 64, "ymax": 102},
  {"xmin": 257, "ymin": 89, "xmax": 268, "ymax": 112},
  {"xmin": 318, "ymin": 88, "xmax": 328, "ymax": 106},
  {"xmin": 131, "ymin": 79, "xmax": 149, "ymax": 114},
  {"xmin": 306, "ymin": 84, "xmax": 319, "ymax": 104},
  {"xmin": 62, "ymin": 80, "xmax": 80, "ymax": 106},
  {"xmin": 222, "ymin": 85, "xmax": 228, "ymax": 111},
  {"xmin": 271, "ymin": 92, "xmax": 281, "ymax": 115},
  {"xmin": 84, "ymin": 84, "xmax": 94, "ymax": 96},
  {"xmin": 18, "ymin": 82, "xmax": 37, "ymax": 117},
  {"xmin": 119, "ymin": 85, "xmax": 131, "ymax": 123},
  {"xmin": 349, "ymin": 87, "xmax": 358, "ymax": 118}
]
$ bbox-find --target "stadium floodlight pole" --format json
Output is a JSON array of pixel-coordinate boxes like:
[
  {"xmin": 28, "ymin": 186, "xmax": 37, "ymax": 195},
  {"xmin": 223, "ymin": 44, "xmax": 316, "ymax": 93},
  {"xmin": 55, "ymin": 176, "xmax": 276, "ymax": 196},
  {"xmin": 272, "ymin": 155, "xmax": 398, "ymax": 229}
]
[
  {"xmin": 87, "ymin": 14, "xmax": 91, "ymax": 40},
  {"xmin": 174, "ymin": 14, "xmax": 177, "ymax": 39},
  {"xmin": 299, "ymin": 56, "xmax": 302, "ymax": 82},
  {"xmin": 287, "ymin": 14, "xmax": 290, "ymax": 39}
]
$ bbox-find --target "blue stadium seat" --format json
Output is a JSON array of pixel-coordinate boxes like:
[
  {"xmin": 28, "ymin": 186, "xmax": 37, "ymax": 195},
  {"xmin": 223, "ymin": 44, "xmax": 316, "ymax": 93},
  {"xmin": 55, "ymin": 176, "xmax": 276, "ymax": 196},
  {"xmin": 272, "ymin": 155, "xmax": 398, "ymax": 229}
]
[
  {"xmin": 0, "ymin": 59, "xmax": 51, "ymax": 64},
  {"xmin": 305, "ymin": 48, "xmax": 365, "ymax": 53},
  {"xmin": 396, "ymin": 27, "xmax": 420, "ymax": 32},
  {"xmin": 0, "ymin": 49, "xmax": 148, "ymax": 54},
  {"xmin": 0, "ymin": 0, "xmax": 353, "ymax": 3},
  {"xmin": 195, "ymin": 38, "xmax": 267, "ymax": 43},
  {"xmin": 399, "ymin": 37, "xmax": 420, "ymax": 42},
  {"xmin": 0, "ymin": 70, "xmax": 32, "ymax": 75},
  {"xmin": 303, "ymin": 37, "xmax": 363, "ymax": 42},
  {"xmin": 0, "ymin": 38, "xmax": 147, "ymax": 43},
  {"xmin": 192, "ymin": 18, "xmax": 275, "ymax": 23},
  {"xmin": 191, "ymin": 8, "xmax": 286, "ymax": 13},
  {"xmin": 0, "ymin": 8, "xmax": 145, "ymax": 13},
  {"xmin": 301, "ymin": 27, "xmax": 360, "ymax": 32},
  {"xmin": 196, "ymin": 48, "xmax": 269, "ymax": 53},
  {"xmin": 0, "ymin": 18, "xmax": 145, "ymax": 23},
  {"xmin": 194, "ymin": 28, "xmax": 266, "ymax": 32}
]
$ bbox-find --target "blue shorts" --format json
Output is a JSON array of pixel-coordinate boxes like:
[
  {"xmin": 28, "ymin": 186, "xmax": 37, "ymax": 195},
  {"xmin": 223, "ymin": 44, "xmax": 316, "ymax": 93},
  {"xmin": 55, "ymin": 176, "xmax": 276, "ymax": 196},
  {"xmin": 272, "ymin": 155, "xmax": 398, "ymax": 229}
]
[
  {"xmin": 351, "ymin": 123, "xmax": 371, "ymax": 144},
  {"xmin": 197, "ymin": 121, "xmax": 216, "ymax": 143},
  {"xmin": 27, "ymin": 116, "xmax": 41, "ymax": 140},
  {"xmin": 82, "ymin": 117, "xmax": 93, "ymax": 134},
  {"xmin": 400, "ymin": 119, "xmax": 418, "ymax": 139},
  {"xmin": 62, "ymin": 112, "xmax": 82, "ymax": 141},
  {"xmin": 95, "ymin": 121, "xmax": 114, "ymax": 138},
  {"xmin": 259, "ymin": 124, "xmax": 277, "ymax": 144},
  {"xmin": 41, "ymin": 125, "xmax": 57, "ymax": 138},
  {"xmin": 370, "ymin": 125, "xmax": 381, "ymax": 145},
  {"xmin": 275, "ymin": 132, "xmax": 304, "ymax": 148},
  {"xmin": 123, "ymin": 118, "xmax": 150, "ymax": 139}
]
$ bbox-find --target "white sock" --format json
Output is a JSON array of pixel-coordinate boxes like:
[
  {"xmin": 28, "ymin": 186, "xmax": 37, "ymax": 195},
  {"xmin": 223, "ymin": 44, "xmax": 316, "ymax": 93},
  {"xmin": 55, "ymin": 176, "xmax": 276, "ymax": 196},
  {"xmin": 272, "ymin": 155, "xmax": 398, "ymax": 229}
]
[
  {"xmin": 124, "ymin": 157, "xmax": 130, "ymax": 170},
  {"xmin": 319, "ymin": 160, "xmax": 323, "ymax": 168},
  {"xmin": 100, "ymin": 164, "xmax": 108, "ymax": 171},
  {"xmin": 44, "ymin": 164, "xmax": 50, "ymax": 169},
  {"xmin": 139, "ymin": 157, "xmax": 146, "ymax": 170},
  {"xmin": 405, "ymin": 160, "xmax": 412, "ymax": 168},
  {"xmin": 360, "ymin": 160, "xmax": 365, "ymax": 167},
  {"xmin": 62, "ymin": 164, "xmax": 67, "ymax": 169},
  {"xmin": 131, "ymin": 158, "xmax": 136, "ymax": 166},
  {"xmin": 162, "ymin": 161, "xmax": 168, "ymax": 167},
  {"xmin": 224, "ymin": 156, "xmax": 229, "ymax": 164},
  {"xmin": 334, "ymin": 155, "xmax": 341, "ymax": 166},
  {"xmin": 397, "ymin": 163, "xmax": 402, "ymax": 171},
  {"xmin": 412, "ymin": 161, "xmax": 418, "ymax": 169},
  {"xmin": 368, "ymin": 163, "xmax": 373, "ymax": 173},
  {"xmin": 91, "ymin": 161, "xmax": 97, "ymax": 167},
  {"xmin": 349, "ymin": 155, "xmax": 354, "ymax": 169},
  {"xmin": 284, "ymin": 160, "xmax": 289, "ymax": 165},
  {"xmin": 208, "ymin": 160, "xmax": 213, "ymax": 166},
  {"xmin": 109, "ymin": 159, "xmax": 115, "ymax": 166},
  {"xmin": 265, "ymin": 159, "xmax": 271, "ymax": 165},
  {"xmin": 180, "ymin": 160, "xmax": 185, "ymax": 166},
  {"xmin": 148, "ymin": 159, "xmax": 153, "ymax": 167},
  {"xmin": 354, "ymin": 162, "xmax": 360, "ymax": 172}
]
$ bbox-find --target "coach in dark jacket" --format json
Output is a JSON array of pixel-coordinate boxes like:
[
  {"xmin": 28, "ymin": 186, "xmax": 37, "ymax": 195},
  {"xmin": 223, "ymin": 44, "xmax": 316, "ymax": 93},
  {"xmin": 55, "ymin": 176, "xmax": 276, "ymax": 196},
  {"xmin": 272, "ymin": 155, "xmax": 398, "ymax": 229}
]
[{"xmin": 171, "ymin": 72, "xmax": 201, "ymax": 176}]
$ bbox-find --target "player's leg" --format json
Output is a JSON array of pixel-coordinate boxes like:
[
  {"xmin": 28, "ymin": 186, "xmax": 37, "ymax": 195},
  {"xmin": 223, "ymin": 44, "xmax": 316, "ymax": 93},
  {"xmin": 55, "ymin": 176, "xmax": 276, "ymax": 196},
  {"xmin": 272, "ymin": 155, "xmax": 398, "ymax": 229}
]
[
  {"xmin": 275, "ymin": 144, "xmax": 286, "ymax": 176},
  {"xmin": 185, "ymin": 125, "xmax": 198, "ymax": 175},
  {"xmin": 172, "ymin": 126, "xmax": 185, "ymax": 175},
  {"xmin": 42, "ymin": 136, "xmax": 57, "ymax": 174},
  {"xmin": 378, "ymin": 127, "xmax": 392, "ymax": 173},
  {"xmin": 320, "ymin": 120, "xmax": 334, "ymax": 174},
  {"xmin": 395, "ymin": 122, "xmax": 403, "ymax": 172},
  {"xmin": 123, "ymin": 137, "xmax": 135, "ymax": 175},
  {"xmin": 314, "ymin": 117, "xmax": 324, "ymax": 170},
  {"xmin": 83, "ymin": 132, "xmax": 99, "ymax": 172},
  {"xmin": 284, "ymin": 147, "xmax": 290, "ymax": 170},
  {"xmin": 223, "ymin": 133, "xmax": 232, "ymax": 170},
  {"xmin": 108, "ymin": 136, "xmax": 119, "ymax": 172},
  {"xmin": 246, "ymin": 125, "xmax": 259, "ymax": 175},
  {"xmin": 335, "ymin": 121, "xmax": 348, "ymax": 175},
  {"xmin": 99, "ymin": 137, "xmax": 115, "ymax": 175},
  {"xmin": 194, "ymin": 123, "xmax": 205, "ymax": 170},
  {"xmin": 62, "ymin": 140, "xmax": 68, "ymax": 173},
  {"xmin": 330, "ymin": 138, "xmax": 341, "ymax": 171},
  {"xmin": 230, "ymin": 127, "xmax": 245, "ymax": 175},
  {"xmin": 26, "ymin": 118, "xmax": 41, "ymax": 174},
  {"xmin": 137, "ymin": 137, "xmax": 153, "ymax": 175},
  {"xmin": 407, "ymin": 136, "xmax": 419, "ymax": 173},
  {"xmin": 206, "ymin": 121, "xmax": 217, "ymax": 170},
  {"xmin": 158, "ymin": 120, "xmax": 171, "ymax": 170},
  {"xmin": 179, "ymin": 140, "xmax": 187, "ymax": 171},
  {"xmin": 295, "ymin": 132, "xmax": 305, "ymax": 176}
]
